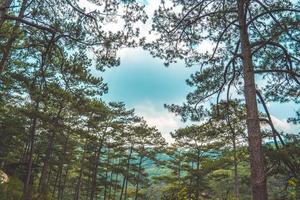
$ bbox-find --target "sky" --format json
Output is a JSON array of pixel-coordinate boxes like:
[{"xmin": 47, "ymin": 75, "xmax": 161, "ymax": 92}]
[
  {"xmin": 97, "ymin": 48, "xmax": 197, "ymax": 142},
  {"xmin": 97, "ymin": 47, "xmax": 299, "ymax": 142},
  {"xmin": 80, "ymin": 0, "xmax": 299, "ymax": 142}
]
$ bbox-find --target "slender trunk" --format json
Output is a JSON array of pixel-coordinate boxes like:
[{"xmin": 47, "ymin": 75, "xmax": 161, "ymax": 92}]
[
  {"xmin": 120, "ymin": 175, "xmax": 126, "ymax": 200},
  {"xmin": 195, "ymin": 149, "xmax": 200, "ymax": 200},
  {"xmin": 134, "ymin": 156, "xmax": 143, "ymax": 200},
  {"xmin": 227, "ymin": 118, "xmax": 240, "ymax": 200},
  {"xmin": 108, "ymin": 169, "xmax": 114, "ymax": 200},
  {"xmin": 49, "ymin": 134, "xmax": 67, "ymax": 200},
  {"xmin": 57, "ymin": 136, "xmax": 69, "ymax": 200},
  {"xmin": 124, "ymin": 175, "xmax": 129, "ymax": 200},
  {"xmin": 104, "ymin": 148, "xmax": 111, "ymax": 200},
  {"xmin": 90, "ymin": 144, "xmax": 102, "ymax": 200},
  {"xmin": 74, "ymin": 140, "xmax": 87, "ymax": 200},
  {"xmin": 46, "ymin": 166, "xmax": 52, "ymax": 185},
  {"xmin": 113, "ymin": 172, "xmax": 119, "ymax": 200},
  {"xmin": 178, "ymin": 152, "xmax": 181, "ymax": 186},
  {"xmin": 20, "ymin": 139, "xmax": 30, "ymax": 163},
  {"xmin": 22, "ymin": 101, "xmax": 39, "ymax": 200},
  {"xmin": 113, "ymin": 158, "xmax": 120, "ymax": 200},
  {"xmin": 296, "ymin": 178, "xmax": 300, "ymax": 200},
  {"xmin": 87, "ymin": 173, "xmax": 92, "ymax": 199},
  {"xmin": 39, "ymin": 106, "xmax": 63, "ymax": 194},
  {"xmin": 119, "ymin": 146, "xmax": 133, "ymax": 200},
  {"xmin": 188, "ymin": 162, "xmax": 194, "ymax": 200},
  {"xmin": 232, "ymin": 134, "xmax": 240, "ymax": 200},
  {"xmin": 51, "ymin": 169, "xmax": 60, "ymax": 199},
  {"xmin": 237, "ymin": 1, "xmax": 267, "ymax": 199},
  {"xmin": 56, "ymin": 167, "xmax": 65, "ymax": 199},
  {"xmin": 58, "ymin": 169, "xmax": 68, "ymax": 200},
  {"xmin": 38, "ymin": 131, "xmax": 55, "ymax": 194}
]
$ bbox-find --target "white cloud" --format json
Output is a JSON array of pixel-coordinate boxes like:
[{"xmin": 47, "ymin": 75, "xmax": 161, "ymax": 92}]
[
  {"xmin": 117, "ymin": 47, "xmax": 156, "ymax": 64},
  {"xmin": 270, "ymin": 115, "xmax": 300, "ymax": 134},
  {"xmin": 134, "ymin": 101, "xmax": 186, "ymax": 143},
  {"xmin": 78, "ymin": 0, "xmax": 97, "ymax": 11},
  {"xmin": 135, "ymin": 105, "xmax": 299, "ymax": 144}
]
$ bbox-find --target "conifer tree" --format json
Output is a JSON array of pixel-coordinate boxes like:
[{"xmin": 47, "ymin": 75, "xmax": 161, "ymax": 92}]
[{"xmin": 147, "ymin": 1, "xmax": 300, "ymax": 198}]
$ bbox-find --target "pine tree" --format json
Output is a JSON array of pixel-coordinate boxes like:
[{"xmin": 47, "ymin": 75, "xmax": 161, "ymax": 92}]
[{"xmin": 147, "ymin": 1, "xmax": 300, "ymax": 198}]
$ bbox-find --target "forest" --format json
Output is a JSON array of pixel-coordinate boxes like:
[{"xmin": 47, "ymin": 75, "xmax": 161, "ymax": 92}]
[{"xmin": 0, "ymin": 0, "xmax": 300, "ymax": 200}]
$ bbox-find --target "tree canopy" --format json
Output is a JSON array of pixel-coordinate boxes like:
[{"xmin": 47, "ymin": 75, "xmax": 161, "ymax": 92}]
[{"xmin": 0, "ymin": 0, "xmax": 300, "ymax": 200}]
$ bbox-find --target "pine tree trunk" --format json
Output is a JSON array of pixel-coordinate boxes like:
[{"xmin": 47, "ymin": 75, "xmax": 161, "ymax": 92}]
[
  {"xmin": 233, "ymin": 134, "xmax": 240, "ymax": 200},
  {"xmin": 57, "ymin": 170, "xmax": 64, "ymax": 200},
  {"xmin": 58, "ymin": 169, "xmax": 68, "ymax": 200},
  {"xmin": 134, "ymin": 156, "xmax": 143, "ymax": 200},
  {"xmin": 38, "ymin": 131, "xmax": 55, "ymax": 194},
  {"xmin": 20, "ymin": 140, "xmax": 30, "ymax": 163},
  {"xmin": 237, "ymin": 1, "xmax": 267, "ymax": 199},
  {"xmin": 113, "ymin": 158, "xmax": 120, "ymax": 200},
  {"xmin": 51, "ymin": 169, "xmax": 60, "ymax": 199},
  {"xmin": 119, "ymin": 146, "xmax": 133, "ymax": 200},
  {"xmin": 104, "ymin": 148, "xmax": 111, "ymax": 200},
  {"xmin": 296, "ymin": 178, "xmax": 300, "ymax": 200},
  {"xmin": 90, "ymin": 144, "xmax": 102, "ymax": 200},
  {"xmin": 120, "ymin": 175, "xmax": 126, "ymax": 200},
  {"xmin": 22, "ymin": 101, "xmax": 39, "ymax": 200},
  {"xmin": 108, "ymin": 170, "xmax": 114, "ymax": 200},
  {"xmin": 124, "ymin": 174, "xmax": 129, "ymax": 200},
  {"xmin": 188, "ymin": 162, "xmax": 194, "ymax": 200},
  {"xmin": 113, "ymin": 171, "xmax": 119, "ymax": 200},
  {"xmin": 178, "ymin": 152, "xmax": 181, "ymax": 186},
  {"xmin": 74, "ymin": 140, "xmax": 87, "ymax": 200},
  {"xmin": 195, "ymin": 149, "xmax": 200, "ymax": 200},
  {"xmin": 227, "ymin": 119, "xmax": 240, "ymax": 200},
  {"xmin": 57, "ymin": 135, "xmax": 69, "ymax": 200},
  {"xmin": 39, "ymin": 107, "xmax": 63, "ymax": 195}
]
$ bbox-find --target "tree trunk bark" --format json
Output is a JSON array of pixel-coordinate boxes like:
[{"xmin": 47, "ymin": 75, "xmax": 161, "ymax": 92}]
[
  {"xmin": 58, "ymin": 169, "xmax": 68, "ymax": 200},
  {"xmin": 113, "ymin": 159, "xmax": 120, "ymax": 200},
  {"xmin": 195, "ymin": 149, "xmax": 200, "ymax": 200},
  {"xmin": 104, "ymin": 148, "xmax": 111, "ymax": 200},
  {"xmin": 108, "ymin": 168, "xmax": 114, "ymax": 200},
  {"xmin": 237, "ymin": 1, "xmax": 268, "ymax": 200},
  {"xmin": 57, "ymin": 135, "xmax": 69, "ymax": 200},
  {"xmin": 134, "ymin": 156, "xmax": 143, "ymax": 200},
  {"xmin": 38, "ymin": 131, "xmax": 55, "ymax": 194},
  {"xmin": 90, "ymin": 143, "xmax": 102, "ymax": 200},
  {"xmin": 119, "ymin": 146, "xmax": 133, "ymax": 200},
  {"xmin": 232, "ymin": 133, "xmax": 240, "ymax": 200},
  {"xmin": 124, "ymin": 176, "xmax": 129, "ymax": 200},
  {"xmin": 74, "ymin": 139, "xmax": 87, "ymax": 200},
  {"xmin": 227, "ymin": 118, "xmax": 240, "ymax": 200},
  {"xmin": 296, "ymin": 178, "xmax": 300, "ymax": 200},
  {"xmin": 113, "ymin": 171, "xmax": 119, "ymax": 200},
  {"xmin": 51, "ymin": 169, "xmax": 60, "ymax": 199},
  {"xmin": 22, "ymin": 101, "xmax": 39, "ymax": 200},
  {"xmin": 39, "ymin": 106, "xmax": 63, "ymax": 194}
]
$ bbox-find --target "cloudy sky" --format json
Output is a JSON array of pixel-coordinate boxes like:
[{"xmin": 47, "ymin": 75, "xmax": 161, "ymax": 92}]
[
  {"xmin": 99, "ymin": 48, "xmax": 299, "ymax": 142},
  {"xmin": 100, "ymin": 48, "xmax": 196, "ymax": 142},
  {"xmin": 81, "ymin": 0, "xmax": 299, "ymax": 142}
]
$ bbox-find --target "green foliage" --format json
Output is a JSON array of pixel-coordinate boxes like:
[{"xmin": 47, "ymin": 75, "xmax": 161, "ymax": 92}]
[
  {"xmin": 1, "ymin": 0, "xmax": 300, "ymax": 200},
  {"xmin": 0, "ymin": 176, "xmax": 23, "ymax": 200}
]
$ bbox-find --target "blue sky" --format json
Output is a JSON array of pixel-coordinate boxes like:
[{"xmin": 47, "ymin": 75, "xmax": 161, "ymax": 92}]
[
  {"xmin": 100, "ymin": 48, "xmax": 196, "ymax": 107},
  {"xmin": 95, "ymin": 47, "xmax": 299, "ymax": 142},
  {"xmin": 81, "ymin": 0, "xmax": 299, "ymax": 142},
  {"xmin": 93, "ymin": 48, "xmax": 196, "ymax": 142}
]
